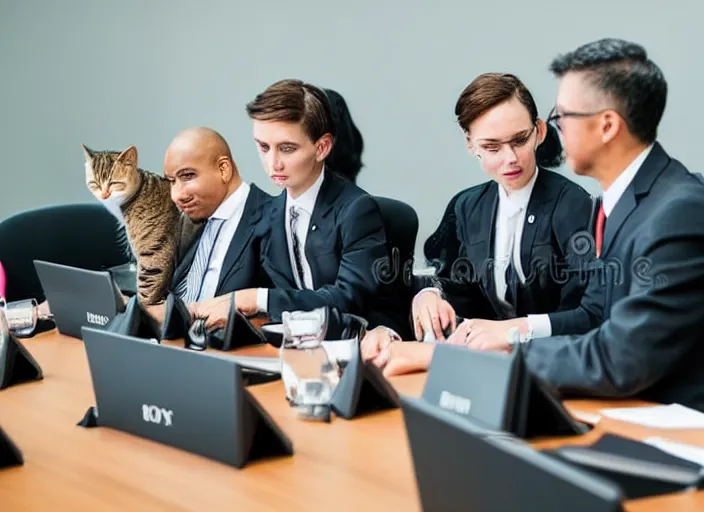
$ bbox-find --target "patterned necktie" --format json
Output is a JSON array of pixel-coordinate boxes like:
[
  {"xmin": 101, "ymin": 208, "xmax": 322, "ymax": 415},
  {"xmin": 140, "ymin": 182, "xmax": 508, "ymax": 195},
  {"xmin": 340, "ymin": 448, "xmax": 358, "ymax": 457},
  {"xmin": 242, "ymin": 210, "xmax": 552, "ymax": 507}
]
[
  {"xmin": 178, "ymin": 217, "xmax": 225, "ymax": 304},
  {"xmin": 289, "ymin": 206, "xmax": 307, "ymax": 289},
  {"xmin": 595, "ymin": 202, "xmax": 606, "ymax": 258}
]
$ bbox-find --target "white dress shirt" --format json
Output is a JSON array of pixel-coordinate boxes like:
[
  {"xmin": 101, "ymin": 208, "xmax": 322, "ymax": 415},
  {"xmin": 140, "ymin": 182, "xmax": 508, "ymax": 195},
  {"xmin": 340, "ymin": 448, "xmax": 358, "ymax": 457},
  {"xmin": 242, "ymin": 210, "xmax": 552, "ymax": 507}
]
[
  {"xmin": 198, "ymin": 182, "xmax": 250, "ymax": 301},
  {"xmin": 256, "ymin": 168, "xmax": 326, "ymax": 312},
  {"xmin": 528, "ymin": 144, "xmax": 655, "ymax": 338},
  {"xmin": 493, "ymin": 169, "xmax": 538, "ymax": 301},
  {"xmin": 416, "ymin": 169, "xmax": 539, "ymax": 342}
]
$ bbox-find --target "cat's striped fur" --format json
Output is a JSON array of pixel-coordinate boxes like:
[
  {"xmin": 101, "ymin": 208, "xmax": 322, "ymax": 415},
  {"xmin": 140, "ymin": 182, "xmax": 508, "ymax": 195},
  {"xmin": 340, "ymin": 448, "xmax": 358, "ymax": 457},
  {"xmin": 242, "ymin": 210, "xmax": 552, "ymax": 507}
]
[{"xmin": 83, "ymin": 144, "xmax": 200, "ymax": 305}]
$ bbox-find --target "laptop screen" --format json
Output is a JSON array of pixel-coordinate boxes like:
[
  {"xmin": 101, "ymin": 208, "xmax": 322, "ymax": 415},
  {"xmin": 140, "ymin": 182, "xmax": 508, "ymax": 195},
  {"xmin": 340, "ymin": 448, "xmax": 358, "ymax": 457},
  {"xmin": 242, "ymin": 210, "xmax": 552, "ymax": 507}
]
[{"xmin": 34, "ymin": 260, "xmax": 123, "ymax": 338}]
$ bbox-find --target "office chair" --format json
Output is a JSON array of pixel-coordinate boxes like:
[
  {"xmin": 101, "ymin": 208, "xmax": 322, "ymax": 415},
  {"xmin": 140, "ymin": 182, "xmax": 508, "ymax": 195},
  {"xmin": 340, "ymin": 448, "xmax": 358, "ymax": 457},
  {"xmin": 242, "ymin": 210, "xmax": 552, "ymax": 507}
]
[
  {"xmin": 0, "ymin": 203, "xmax": 132, "ymax": 301},
  {"xmin": 423, "ymin": 189, "xmax": 465, "ymax": 279},
  {"xmin": 370, "ymin": 196, "xmax": 419, "ymax": 339}
]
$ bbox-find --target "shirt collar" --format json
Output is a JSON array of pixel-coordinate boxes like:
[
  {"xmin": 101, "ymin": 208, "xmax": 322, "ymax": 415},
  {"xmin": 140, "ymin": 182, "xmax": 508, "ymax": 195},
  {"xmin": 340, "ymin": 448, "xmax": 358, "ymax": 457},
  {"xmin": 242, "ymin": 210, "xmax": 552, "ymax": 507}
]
[
  {"xmin": 602, "ymin": 144, "xmax": 654, "ymax": 217},
  {"xmin": 498, "ymin": 167, "xmax": 538, "ymax": 216},
  {"xmin": 286, "ymin": 167, "xmax": 325, "ymax": 215},
  {"xmin": 210, "ymin": 182, "xmax": 250, "ymax": 220}
]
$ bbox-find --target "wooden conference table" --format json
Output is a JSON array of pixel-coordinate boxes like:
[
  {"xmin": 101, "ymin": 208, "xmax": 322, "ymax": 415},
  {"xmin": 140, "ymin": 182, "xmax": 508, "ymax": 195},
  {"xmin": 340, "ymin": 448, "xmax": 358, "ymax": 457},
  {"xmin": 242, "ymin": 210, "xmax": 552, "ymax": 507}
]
[{"xmin": 1, "ymin": 330, "xmax": 704, "ymax": 511}]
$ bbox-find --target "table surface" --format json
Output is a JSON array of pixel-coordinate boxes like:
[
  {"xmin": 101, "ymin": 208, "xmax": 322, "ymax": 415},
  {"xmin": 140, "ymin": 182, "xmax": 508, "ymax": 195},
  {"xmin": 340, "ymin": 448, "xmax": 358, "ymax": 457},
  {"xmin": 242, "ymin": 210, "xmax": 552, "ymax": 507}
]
[{"xmin": 1, "ymin": 330, "xmax": 703, "ymax": 511}]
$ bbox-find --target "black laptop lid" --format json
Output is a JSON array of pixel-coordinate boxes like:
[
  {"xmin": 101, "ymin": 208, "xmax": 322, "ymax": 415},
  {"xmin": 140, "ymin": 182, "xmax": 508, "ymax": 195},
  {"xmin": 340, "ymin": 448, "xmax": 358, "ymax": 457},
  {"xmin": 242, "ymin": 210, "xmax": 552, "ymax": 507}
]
[
  {"xmin": 81, "ymin": 327, "xmax": 245, "ymax": 465},
  {"xmin": 34, "ymin": 260, "xmax": 122, "ymax": 338},
  {"xmin": 400, "ymin": 396, "xmax": 623, "ymax": 512}
]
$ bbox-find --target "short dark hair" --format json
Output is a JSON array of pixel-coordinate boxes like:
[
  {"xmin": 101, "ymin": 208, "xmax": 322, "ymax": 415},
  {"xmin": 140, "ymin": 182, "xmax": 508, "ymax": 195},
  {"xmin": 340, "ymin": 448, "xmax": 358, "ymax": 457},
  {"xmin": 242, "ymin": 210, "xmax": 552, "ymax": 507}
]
[
  {"xmin": 455, "ymin": 73, "xmax": 563, "ymax": 168},
  {"xmin": 550, "ymin": 38, "xmax": 667, "ymax": 144},
  {"xmin": 324, "ymin": 88, "xmax": 364, "ymax": 182},
  {"xmin": 246, "ymin": 79, "xmax": 336, "ymax": 143}
]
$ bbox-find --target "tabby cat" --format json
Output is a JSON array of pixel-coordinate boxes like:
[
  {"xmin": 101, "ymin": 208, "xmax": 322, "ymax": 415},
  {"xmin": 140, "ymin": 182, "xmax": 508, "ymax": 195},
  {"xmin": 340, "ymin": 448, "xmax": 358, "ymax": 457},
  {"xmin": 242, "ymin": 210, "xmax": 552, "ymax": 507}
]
[{"xmin": 82, "ymin": 144, "xmax": 200, "ymax": 305}]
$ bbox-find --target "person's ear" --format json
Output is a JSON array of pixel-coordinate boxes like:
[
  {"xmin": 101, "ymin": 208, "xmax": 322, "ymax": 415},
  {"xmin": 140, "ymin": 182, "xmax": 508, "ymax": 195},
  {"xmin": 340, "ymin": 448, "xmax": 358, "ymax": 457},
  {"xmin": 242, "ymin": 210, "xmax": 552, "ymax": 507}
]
[
  {"xmin": 315, "ymin": 133, "xmax": 334, "ymax": 162},
  {"xmin": 465, "ymin": 134, "xmax": 480, "ymax": 159},
  {"xmin": 218, "ymin": 156, "xmax": 234, "ymax": 183},
  {"xmin": 534, "ymin": 119, "xmax": 548, "ymax": 149},
  {"xmin": 601, "ymin": 110, "xmax": 621, "ymax": 144}
]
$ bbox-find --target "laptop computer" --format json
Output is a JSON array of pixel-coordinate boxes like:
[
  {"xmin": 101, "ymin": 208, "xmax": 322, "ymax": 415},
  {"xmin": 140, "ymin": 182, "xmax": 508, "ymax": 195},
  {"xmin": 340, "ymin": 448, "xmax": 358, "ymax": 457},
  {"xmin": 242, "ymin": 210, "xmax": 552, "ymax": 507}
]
[
  {"xmin": 34, "ymin": 260, "xmax": 125, "ymax": 338},
  {"xmin": 80, "ymin": 326, "xmax": 292, "ymax": 468},
  {"xmin": 400, "ymin": 395, "xmax": 624, "ymax": 512}
]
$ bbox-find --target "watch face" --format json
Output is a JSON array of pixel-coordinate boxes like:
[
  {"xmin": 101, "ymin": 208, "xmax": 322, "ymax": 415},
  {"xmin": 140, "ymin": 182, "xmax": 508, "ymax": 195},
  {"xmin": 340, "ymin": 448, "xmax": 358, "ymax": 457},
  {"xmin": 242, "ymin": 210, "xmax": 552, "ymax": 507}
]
[{"xmin": 506, "ymin": 326, "xmax": 520, "ymax": 345}]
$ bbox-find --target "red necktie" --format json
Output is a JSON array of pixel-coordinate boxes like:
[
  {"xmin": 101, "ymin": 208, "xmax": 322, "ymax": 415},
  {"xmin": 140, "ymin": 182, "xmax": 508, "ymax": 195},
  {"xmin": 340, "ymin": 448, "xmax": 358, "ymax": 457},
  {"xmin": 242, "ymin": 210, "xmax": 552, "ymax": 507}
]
[{"xmin": 595, "ymin": 203, "xmax": 606, "ymax": 258}]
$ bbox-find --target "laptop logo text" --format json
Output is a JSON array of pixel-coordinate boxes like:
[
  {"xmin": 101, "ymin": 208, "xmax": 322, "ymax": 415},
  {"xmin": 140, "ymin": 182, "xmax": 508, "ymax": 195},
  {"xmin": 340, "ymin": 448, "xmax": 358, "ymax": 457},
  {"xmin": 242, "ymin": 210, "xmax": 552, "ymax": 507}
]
[
  {"xmin": 142, "ymin": 404, "xmax": 174, "ymax": 427},
  {"xmin": 439, "ymin": 390, "xmax": 472, "ymax": 415},
  {"xmin": 86, "ymin": 312, "xmax": 110, "ymax": 326}
]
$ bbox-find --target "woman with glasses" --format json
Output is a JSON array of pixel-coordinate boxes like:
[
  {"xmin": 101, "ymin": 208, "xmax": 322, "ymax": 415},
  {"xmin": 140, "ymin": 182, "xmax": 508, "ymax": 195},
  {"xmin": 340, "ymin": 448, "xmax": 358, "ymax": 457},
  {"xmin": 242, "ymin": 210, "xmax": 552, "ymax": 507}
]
[{"xmin": 365, "ymin": 73, "xmax": 597, "ymax": 355}]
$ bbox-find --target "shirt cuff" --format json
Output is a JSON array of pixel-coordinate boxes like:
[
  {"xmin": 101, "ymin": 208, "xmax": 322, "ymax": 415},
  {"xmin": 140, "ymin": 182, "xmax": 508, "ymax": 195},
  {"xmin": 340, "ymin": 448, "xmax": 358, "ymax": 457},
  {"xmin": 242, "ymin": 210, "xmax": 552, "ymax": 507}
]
[
  {"xmin": 256, "ymin": 288, "xmax": 269, "ymax": 313},
  {"xmin": 414, "ymin": 287, "xmax": 444, "ymax": 301},
  {"xmin": 527, "ymin": 314, "xmax": 552, "ymax": 339}
]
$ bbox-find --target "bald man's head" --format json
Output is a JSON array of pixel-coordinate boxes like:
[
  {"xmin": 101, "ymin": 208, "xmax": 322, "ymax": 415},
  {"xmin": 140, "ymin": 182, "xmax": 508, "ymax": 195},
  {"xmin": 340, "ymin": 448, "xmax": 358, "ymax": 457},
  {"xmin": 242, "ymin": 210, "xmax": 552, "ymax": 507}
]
[{"xmin": 164, "ymin": 127, "xmax": 242, "ymax": 220}]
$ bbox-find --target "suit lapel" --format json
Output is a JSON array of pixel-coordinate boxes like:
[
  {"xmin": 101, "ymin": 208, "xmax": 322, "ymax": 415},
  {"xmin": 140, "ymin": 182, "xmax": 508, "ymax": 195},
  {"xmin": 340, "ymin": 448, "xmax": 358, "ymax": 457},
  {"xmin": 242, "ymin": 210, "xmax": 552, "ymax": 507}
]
[
  {"xmin": 519, "ymin": 170, "xmax": 549, "ymax": 273},
  {"xmin": 470, "ymin": 184, "xmax": 502, "ymax": 313},
  {"xmin": 601, "ymin": 189, "xmax": 636, "ymax": 257},
  {"xmin": 266, "ymin": 192, "xmax": 297, "ymax": 287},
  {"xmin": 215, "ymin": 185, "xmax": 262, "ymax": 291},
  {"xmin": 484, "ymin": 186, "xmax": 499, "ymax": 292},
  {"xmin": 601, "ymin": 143, "xmax": 669, "ymax": 257},
  {"xmin": 305, "ymin": 173, "xmax": 342, "ymax": 288}
]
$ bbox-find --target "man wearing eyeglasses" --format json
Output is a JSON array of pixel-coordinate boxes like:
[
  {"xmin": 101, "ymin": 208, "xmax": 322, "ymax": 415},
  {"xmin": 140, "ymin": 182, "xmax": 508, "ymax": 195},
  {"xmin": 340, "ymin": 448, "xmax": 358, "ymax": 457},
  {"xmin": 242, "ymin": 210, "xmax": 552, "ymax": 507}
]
[{"xmin": 370, "ymin": 38, "xmax": 704, "ymax": 411}]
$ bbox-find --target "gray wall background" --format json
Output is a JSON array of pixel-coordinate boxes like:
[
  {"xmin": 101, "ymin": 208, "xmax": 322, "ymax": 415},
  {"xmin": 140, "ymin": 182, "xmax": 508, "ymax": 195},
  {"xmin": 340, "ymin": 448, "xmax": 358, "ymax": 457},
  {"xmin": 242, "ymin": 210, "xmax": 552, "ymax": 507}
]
[{"xmin": 1, "ymin": 0, "xmax": 699, "ymax": 264}]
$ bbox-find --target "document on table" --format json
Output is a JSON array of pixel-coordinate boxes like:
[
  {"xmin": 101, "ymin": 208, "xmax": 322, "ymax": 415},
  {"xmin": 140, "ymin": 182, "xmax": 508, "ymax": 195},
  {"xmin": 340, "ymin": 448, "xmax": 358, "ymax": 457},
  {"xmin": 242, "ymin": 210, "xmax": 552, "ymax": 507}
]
[
  {"xmin": 599, "ymin": 403, "xmax": 704, "ymax": 429},
  {"xmin": 643, "ymin": 437, "xmax": 704, "ymax": 467}
]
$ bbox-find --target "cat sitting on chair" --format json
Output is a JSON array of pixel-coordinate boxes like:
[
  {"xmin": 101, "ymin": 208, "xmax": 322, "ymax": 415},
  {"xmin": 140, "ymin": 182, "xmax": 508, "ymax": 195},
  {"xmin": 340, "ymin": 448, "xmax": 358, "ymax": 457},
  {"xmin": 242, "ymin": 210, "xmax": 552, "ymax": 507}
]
[{"xmin": 82, "ymin": 144, "xmax": 200, "ymax": 306}]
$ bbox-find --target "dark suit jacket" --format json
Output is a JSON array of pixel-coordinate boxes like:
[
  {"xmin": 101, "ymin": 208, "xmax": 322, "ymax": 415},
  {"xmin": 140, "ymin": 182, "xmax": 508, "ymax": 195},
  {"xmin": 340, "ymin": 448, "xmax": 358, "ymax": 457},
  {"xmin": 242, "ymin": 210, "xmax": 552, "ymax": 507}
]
[
  {"xmin": 430, "ymin": 169, "xmax": 594, "ymax": 321},
  {"xmin": 170, "ymin": 183, "xmax": 274, "ymax": 296},
  {"xmin": 525, "ymin": 143, "xmax": 704, "ymax": 410},
  {"xmin": 260, "ymin": 171, "xmax": 387, "ymax": 322}
]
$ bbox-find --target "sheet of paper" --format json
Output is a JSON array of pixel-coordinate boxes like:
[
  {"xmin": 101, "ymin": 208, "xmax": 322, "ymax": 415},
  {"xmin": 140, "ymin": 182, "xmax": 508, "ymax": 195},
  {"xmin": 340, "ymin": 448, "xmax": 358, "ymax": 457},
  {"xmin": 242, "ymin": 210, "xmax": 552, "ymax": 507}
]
[
  {"xmin": 600, "ymin": 403, "xmax": 704, "ymax": 429},
  {"xmin": 644, "ymin": 437, "xmax": 704, "ymax": 467},
  {"xmin": 225, "ymin": 355, "xmax": 282, "ymax": 374},
  {"xmin": 570, "ymin": 410, "xmax": 601, "ymax": 426}
]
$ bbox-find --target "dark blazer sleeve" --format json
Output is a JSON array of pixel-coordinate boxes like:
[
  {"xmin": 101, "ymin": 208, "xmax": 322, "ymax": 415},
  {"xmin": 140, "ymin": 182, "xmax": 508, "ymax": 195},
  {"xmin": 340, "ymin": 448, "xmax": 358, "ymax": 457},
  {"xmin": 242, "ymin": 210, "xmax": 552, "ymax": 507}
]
[
  {"xmin": 267, "ymin": 194, "xmax": 387, "ymax": 317},
  {"xmin": 524, "ymin": 196, "xmax": 704, "ymax": 398},
  {"xmin": 430, "ymin": 192, "xmax": 494, "ymax": 319},
  {"xmin": 545, "ymin": 186, "xmax": 602, "ymax": 335},
  {"xmin": 423, "ymin": 191, "xmax": 464, "ymax": 279}
]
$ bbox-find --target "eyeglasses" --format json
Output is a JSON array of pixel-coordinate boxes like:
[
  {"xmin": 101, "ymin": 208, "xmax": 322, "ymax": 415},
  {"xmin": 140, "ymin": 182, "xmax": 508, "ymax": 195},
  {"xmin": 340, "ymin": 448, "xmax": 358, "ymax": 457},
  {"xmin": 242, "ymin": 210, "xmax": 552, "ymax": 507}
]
[
  {"xmin": 547, "ymin": 106, "xmax": 616, "ymax": 131},
  {"xmin": 469, "ymin": 124, "xmax": 537, "ymax": 158}
]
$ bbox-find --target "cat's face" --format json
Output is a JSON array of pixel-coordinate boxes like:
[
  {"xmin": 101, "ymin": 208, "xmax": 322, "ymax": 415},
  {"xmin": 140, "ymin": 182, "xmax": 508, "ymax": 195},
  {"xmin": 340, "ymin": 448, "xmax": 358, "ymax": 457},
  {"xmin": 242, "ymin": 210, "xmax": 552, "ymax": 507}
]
[{"xmin": 83, "ymin": 144, "xmax": 141, "ymax": 206}]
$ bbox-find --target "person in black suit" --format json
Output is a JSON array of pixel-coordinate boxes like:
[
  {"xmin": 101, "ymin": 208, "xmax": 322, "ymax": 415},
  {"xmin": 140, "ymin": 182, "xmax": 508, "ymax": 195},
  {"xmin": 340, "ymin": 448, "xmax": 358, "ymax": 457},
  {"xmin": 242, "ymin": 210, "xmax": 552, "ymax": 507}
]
[
  {"xmin": 363, "ymin": 73, "xmax": 593, "ymax": 350},
  {"xmin": 163, "ymin": 127, "xmax": 273, "ymax": 324},
  {"xmin": 369, "ymin": 39, "xmax": 704, "ymax": 411},
  {"xmin": 193, "ymin": 80, "xmax": 388, "ymax": 327}
]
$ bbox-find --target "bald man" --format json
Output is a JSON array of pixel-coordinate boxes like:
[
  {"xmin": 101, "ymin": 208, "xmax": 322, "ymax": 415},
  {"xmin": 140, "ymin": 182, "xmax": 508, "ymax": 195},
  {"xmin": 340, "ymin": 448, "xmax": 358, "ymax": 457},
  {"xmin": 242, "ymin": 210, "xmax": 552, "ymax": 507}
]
[{"xmin": 165, "ymin": 127, "xmax": 273, "ymax": 310}]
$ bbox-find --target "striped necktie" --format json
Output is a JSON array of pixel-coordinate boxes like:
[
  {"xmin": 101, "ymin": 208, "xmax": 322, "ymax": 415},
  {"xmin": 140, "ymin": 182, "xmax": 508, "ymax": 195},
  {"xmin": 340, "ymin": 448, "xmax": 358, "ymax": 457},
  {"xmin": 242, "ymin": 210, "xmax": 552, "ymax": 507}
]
[
  {"xmin": 289, "ymin": 206, "xmax": 307, "ymax": 289},
  {"xmin": 178, "ymin": 217, "xmax": 225, "ymax": 304}
]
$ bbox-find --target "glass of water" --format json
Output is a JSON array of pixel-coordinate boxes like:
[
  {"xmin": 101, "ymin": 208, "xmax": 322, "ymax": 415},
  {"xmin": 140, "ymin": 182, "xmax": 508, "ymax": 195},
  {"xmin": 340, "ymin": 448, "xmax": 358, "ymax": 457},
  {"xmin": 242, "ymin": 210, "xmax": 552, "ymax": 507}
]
[
  {"xmin": 280, "ymin": 307, "xmax": 339, "ymax": 420},
  {"xmin": 3, "ymin": 299, "xmax": 38, "ymax": 337}
]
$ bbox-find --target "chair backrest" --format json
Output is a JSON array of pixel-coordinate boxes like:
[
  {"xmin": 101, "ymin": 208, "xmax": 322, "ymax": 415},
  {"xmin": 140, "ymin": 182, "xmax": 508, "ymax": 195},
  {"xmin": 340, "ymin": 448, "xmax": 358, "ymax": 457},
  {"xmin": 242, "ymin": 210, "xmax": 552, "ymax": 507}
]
[
  {"xmin": 373, "ymin": 196, "xmax": 419, "ymax": 269},
  {"xmin": 370, "ymin": 196, "xmax": 419, "ymax": 339},
  {"xmin": 0, "ymin": 203, "xmax": 132, "ymax": 301},
  {"xmin": 423, "ymin": 189, "xmax": 465, "ymax": 278}
]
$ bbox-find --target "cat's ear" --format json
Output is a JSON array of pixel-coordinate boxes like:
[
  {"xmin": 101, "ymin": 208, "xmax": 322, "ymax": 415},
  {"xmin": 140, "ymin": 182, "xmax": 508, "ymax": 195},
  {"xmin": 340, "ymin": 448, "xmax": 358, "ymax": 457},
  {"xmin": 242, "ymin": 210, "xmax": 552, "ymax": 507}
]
[
  {"xmin": 116, "ymin": 145, "xmax": 138, "ymax": 168},
  {"xmin": 81, "ymin": 144, "xmax": 93, "ymax": 162}
]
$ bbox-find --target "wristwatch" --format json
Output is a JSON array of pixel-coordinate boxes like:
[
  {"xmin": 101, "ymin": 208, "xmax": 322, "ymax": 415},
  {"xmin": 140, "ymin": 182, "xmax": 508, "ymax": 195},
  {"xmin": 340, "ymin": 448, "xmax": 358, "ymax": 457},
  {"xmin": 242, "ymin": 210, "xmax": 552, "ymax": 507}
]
[{"xmin": 506, "ymin": 323, "xmax": 533, "ymax": 349}]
